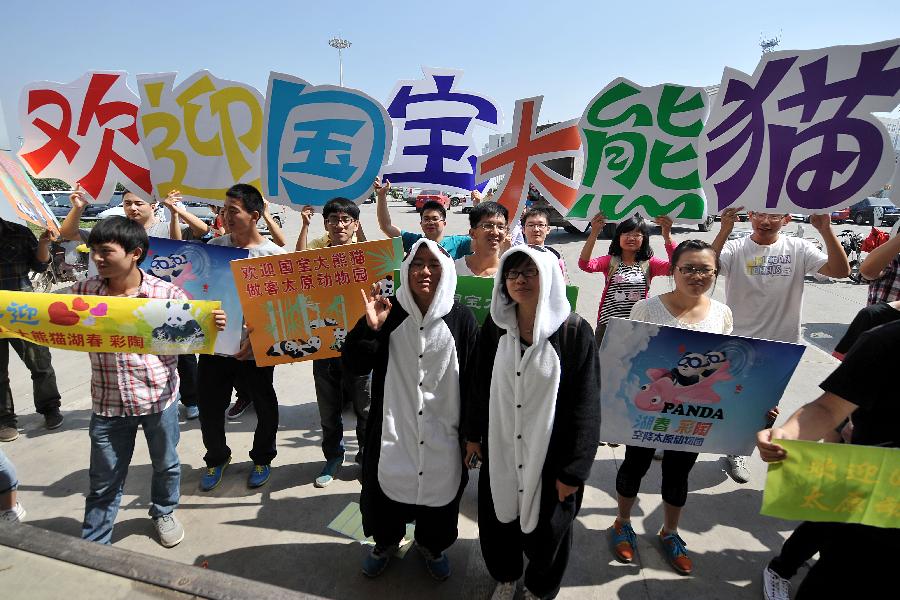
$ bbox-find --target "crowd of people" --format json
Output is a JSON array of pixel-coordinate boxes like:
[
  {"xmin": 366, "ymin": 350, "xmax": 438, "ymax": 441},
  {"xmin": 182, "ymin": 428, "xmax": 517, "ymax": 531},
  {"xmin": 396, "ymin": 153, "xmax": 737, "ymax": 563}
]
[{"xmin": 1, "ymin": 178, "xmax": 896, "ymax": 599}]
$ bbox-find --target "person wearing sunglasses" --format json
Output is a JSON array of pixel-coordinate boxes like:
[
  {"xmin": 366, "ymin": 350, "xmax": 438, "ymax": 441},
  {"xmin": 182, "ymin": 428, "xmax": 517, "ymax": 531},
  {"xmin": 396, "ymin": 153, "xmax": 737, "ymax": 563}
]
[
  {"xmin": 341, "ymin": 239, "xmax": 478, "ymax": 580},
  {"xmin": 465, "ymin": 246, "xmax": 599, "ymax": 600},
  {"xmin": 609, "ymin": 240, "xmax": 732, "ymax": 576},
  {"xmin": 455, "ymin": 202, "xmax": 510, "ymax": 277},
  {"xmin": 578, "ymin": 212, "xmax": 675, "ymax": 345}
]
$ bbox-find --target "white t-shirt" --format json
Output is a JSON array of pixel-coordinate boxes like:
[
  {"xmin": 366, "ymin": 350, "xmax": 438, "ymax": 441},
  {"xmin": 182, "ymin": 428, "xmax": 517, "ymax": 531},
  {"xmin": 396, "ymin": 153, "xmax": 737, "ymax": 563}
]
[
  {"xmin": 630, "ymin": 295, "xmax": 733, "ymax": 334},
  {"xmin": 719, "ymin": 235, "xmax": 827, "ymax": 343},
  {"xmin": 208, "ymin": 234, "xmax": 286, "ymax": 257}
]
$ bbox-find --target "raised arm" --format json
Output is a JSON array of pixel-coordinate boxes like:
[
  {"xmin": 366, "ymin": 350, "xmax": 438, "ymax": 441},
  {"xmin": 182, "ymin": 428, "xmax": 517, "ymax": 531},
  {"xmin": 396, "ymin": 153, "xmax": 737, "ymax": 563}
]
[
  {"xmin": 59, "ymin": 186, "xmax": 88, "ymax": 241},
  {"xmin": 161, "ymin": 191, "xmax": 209, "ymax": 239},
  {"xmin": 262, "ymin": 198, "xmax": 286, "ymax": 247},
  {"xmin": 860, "ymin": 230, "xmax": 900, "ymax": 281},
  {"xmin": 810, "ymin": 214, "xmax": 851, "ymax": 278},
  {"xmin": 295, "ymin": 205, "xmax": 313, "ymax": 251},
  {"xmin": 374, "ymin": 177, "xmax": 401, "ymax": 238},
  {"xmin": 579, "ymin": 212, "xmax": 606, "ymax": 266},
  {"xmin": 711, "ymin": 206, "xmax": 743, "ymax": 255}
]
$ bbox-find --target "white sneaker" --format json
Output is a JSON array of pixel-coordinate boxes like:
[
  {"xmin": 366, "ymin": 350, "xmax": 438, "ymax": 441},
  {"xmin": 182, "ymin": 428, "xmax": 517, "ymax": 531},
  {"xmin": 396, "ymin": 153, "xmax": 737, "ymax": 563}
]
[
  {"xmin": 153, "ymin": 513, "xmax": 185, "ymax": 548},
  {"xmin": 727, "ymin": 455, "xmax": 751, "ymax": 483},
  {"xmin": 491, "ymin": 581, "xmax": 516, "ymax": 600},
  {"xmin": 762, "ymin": 566, "xmax": 791, "ymax": 600},
  {"xmin": 0, "ymin": 502, "xmax": 26, "ymax": 522}
]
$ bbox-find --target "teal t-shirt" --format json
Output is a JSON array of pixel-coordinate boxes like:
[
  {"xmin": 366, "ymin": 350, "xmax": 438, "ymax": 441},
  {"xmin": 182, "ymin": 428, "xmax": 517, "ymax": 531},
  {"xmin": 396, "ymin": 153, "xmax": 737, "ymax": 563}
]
[{"xmin": 401, "ymin": 231, "xmax": 471, "ymax": 259}]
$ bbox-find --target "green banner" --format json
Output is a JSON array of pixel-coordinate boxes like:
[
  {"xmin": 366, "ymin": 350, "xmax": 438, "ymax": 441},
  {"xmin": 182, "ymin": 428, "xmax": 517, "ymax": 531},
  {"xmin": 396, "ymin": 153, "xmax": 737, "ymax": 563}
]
[
  {"xmin": 761, "ymin": 440, "xmax": 900, "ymax": 529},
  {"xmin": 394, "ymin": 271, "xmax": 578, "ymax": 325}
]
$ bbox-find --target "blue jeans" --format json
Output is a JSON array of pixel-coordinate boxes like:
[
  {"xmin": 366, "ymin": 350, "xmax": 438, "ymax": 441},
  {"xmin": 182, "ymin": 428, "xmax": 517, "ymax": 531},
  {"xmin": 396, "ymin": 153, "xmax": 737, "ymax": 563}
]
[
  {"xmin": 82, "ymin": 401, "xmax": 180, "ymax": 544},
  {"xmin": 0, "ymin": 448, "xmax": 17, "ymax": 495},
  {"xmin": 312, "ymin": 358, "xmax": 370, "ymax": 460}
]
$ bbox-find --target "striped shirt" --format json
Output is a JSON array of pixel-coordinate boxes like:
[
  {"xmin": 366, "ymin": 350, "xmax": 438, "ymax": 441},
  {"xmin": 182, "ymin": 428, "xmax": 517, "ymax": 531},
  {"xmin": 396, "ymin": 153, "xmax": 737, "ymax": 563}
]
[
  {"xmin": 866, "ymin": 255, "xmax": 900, "ymax": 306},
  {"xmin": 72, "ymin": 272, "xmax": 185, "ymax": 417},
  {"xmin": 598, "ymin": 264, "xmax": 647, "ymax": 325}
]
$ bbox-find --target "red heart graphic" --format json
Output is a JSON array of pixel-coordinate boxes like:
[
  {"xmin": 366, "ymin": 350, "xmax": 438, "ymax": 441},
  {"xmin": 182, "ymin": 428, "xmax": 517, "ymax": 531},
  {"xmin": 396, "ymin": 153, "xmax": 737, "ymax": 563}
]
[
  {"xmin": 72, "ymin": 297, "xmax": 90, "ymax": 311},
  {"xmin": 48, "ymin": 302, "xmax": 80, "ymax": 326}
]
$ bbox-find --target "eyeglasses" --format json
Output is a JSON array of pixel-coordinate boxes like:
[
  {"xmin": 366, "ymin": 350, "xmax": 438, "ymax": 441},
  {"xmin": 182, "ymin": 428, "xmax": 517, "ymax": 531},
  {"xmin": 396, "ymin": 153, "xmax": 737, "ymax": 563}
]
[
  {"xmin": 421, "ymin": 217, "xmax": 444, "ymax": 224},
  {"xmin": 505, "ymin": 267, "xmax": 539, "ymax": 280},
  {"xmin": 325, "ymin": 216, "xmax": 356, "ymax": 226},
  {"xmin": 524, "ymin": 223, "xmax": 549, "ymax": 229},
  {"xmin": 750, "ymin": 213, "xmax": 787, "ymax": 222},
  {"xmin": 676, "ymin": 265, "xmax": 717, "ymax": 277},
  {"xmin": 476, "ymin": 222, "xmax": 507, "ymax": 233},
  {"xmin": 621, "ymin": 232, "xmax": 644, "ymax": 239}
]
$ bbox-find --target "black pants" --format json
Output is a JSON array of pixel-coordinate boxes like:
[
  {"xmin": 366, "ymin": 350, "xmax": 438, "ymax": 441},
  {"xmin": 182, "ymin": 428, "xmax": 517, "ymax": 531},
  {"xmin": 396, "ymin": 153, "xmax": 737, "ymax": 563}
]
[
  {"xmin": 768, "ymin": 521, "xmax": 838, "ymax": 579},
  {"xmin": 364, "ymin": 483, "xmax": 463, "ymax": 555},
  {"xmin": 795, "ymin": 523, "xmax": 896, "ymax": 597},
  {"xmin": 478, "ymin": 457, "xmax": 580, "ymax": 599},
  {"xmin": 0, "ymin": 338, "xmax": 61, "ymax": 427},
  {"xmin": 176, "ymin": 354, "xmax": 198, "ymax": 408},
  {"xmin": 615, "ymin": 445, "xmax": 698, "ymax": 507},
  {"xmin": 197, "ymin": 354, "xmax": 278, "ymax": 467}
]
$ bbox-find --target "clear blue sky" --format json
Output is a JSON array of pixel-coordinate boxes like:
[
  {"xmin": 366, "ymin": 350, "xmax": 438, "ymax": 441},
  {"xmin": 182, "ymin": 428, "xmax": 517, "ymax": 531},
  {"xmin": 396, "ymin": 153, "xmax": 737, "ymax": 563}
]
[{"xmin": 2, "ymin": 0, "xmax": 898, "ymax": 149}]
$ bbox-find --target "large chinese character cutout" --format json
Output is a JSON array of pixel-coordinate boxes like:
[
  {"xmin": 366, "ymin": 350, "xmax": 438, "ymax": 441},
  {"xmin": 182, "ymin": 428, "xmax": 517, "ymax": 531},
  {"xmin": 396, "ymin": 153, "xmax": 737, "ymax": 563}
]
[
  {"xmin": 701, "ymin": 38, "xmax": 900, "ymax": 215},
  {"xmin": 383, "ymin": 67, "xmax": 502, "ymax": 194},
  {"xmin": 18, "ymin": 71, "xmax": 152, "ymax": 203},
  {"xmin": 137, "ymin": 70, "xmax": 264, "ymax": 205},
  {"xmin": 574, "ymin": 78, "xmax": 710, "ymax": 223},
  {"xmin": 263, "ymin": 72, "xmax": 391, "ymax": 208},
  {"xmin": 476, "ymin": 97, "xmax": 581, "ymax": 223}
]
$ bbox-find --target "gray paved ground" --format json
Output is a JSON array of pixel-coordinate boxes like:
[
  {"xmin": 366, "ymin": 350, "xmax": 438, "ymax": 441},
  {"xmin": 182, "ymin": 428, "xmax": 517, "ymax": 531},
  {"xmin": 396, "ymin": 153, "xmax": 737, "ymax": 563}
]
[{"xmin": 2, "ymin": 200, "xmax": 872, "ymax": 598}]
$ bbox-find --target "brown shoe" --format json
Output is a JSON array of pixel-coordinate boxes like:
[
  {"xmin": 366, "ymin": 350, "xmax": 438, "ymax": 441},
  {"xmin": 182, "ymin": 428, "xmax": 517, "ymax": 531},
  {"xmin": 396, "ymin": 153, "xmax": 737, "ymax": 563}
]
[
  {"xmin": 611, "ymin": 519, "xmax": 637, "ymax": 563},
  {"xmin": 44, "ymin": 411, "xmax": 64, "ymax": 430},
  {"xmin": 659, "ymin": 530, "xmax": 693, "ymax": 575},
  {"xmin": 0, "ymin": 425, "xmax": 19, "ymax": 442}
]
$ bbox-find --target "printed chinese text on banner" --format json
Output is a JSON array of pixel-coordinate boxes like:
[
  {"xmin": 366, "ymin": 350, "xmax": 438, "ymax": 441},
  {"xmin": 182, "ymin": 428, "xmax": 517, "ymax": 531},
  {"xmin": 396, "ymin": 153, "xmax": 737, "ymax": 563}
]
[
  {"xmin": 18, "ymin": 71, "xmax": 153, "ymax": 203},
  {"xmin": 144, "ymin": 237, "xmax": 248, "ymax": 355},
  {"xmin": 263, "ymin": 72, "xmax": 392, "ymax": 209},
  {"xmin": 701, "ymin": 39, "xmax": 900, "ymax": 216},
  {"xmin": 383, "ymin": 67, "xmax": 502, "ymax": 195},
  {"xmin": 574, "ymin": 79, "xmax": 710, "ymax": 224},
  {"xmin": 761, "ymin": 440, "xmax": 900, "ymax": 529},
  {"xmin": 476, "ymin": 97, "xmax": 582, "ymax": 224},
  {"xmin": 598, "ymin": 318, "xmax": 804, "ymax": 455},
  {"xmin": 0, "ymin": 150, "xmax": 60, "ymax": 234},
  {"xmin": 137, "ymin": 70, "xmax": 264, "ymax": 207},
  {"xmin": 231, "ymin": 237, "xmax": 403, "ymax": 366},
  {"xmin": 0, "ymin": 290, "xmax": 219, "ymax": 354}
]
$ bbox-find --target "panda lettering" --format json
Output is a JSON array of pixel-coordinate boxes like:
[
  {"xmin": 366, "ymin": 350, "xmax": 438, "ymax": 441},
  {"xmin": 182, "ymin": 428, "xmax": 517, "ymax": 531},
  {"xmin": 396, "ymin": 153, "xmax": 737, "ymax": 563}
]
[{"xmin": 152, "ymin": 301, "xmax": 203, "ymax": 343}]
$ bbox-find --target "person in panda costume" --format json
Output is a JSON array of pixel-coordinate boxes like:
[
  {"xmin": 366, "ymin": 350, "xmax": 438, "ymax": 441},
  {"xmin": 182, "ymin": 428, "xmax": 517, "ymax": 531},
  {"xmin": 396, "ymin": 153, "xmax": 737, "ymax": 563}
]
[
  {"xmin": 341, "ymin": 238, "xmax": 478, "ymax": 581},
  {"xmin": 464, "ymin": 245, "xmax": 600, "ymax": 600}
]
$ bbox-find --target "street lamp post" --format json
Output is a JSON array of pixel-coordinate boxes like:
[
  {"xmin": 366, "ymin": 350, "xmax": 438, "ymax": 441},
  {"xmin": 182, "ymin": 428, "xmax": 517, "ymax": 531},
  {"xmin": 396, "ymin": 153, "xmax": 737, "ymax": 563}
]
[{"xmin": 328, "ymin": 36, "xmax": 352, "ymax": 87}]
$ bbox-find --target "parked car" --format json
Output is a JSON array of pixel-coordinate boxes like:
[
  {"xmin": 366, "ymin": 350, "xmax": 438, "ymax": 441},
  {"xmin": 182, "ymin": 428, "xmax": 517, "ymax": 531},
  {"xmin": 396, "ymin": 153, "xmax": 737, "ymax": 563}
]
[
  {"xmin": 848, "ymin": 197, "xmax": 900, "ymax": 226},
  {"xmin": 40, "ymin": 191, "xmax": 74, "ymax": 219},
  {"xmin": 449, "ymin": 193, "xmax": 466, "ymax": 207},
  {"xmin": 415, "ymin": 189, "xmax": 451, "ymax": 211},
  {"xmin": 830, "ymin": 207, "xmax": 851, "ymax": 223},
  {"xmin": 404, "ymin": 187, "xmax": 422, "ymax": 206}
]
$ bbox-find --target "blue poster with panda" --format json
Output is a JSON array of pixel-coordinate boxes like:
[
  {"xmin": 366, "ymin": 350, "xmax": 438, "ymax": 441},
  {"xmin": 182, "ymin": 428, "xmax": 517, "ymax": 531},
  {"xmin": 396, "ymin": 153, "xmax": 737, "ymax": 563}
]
[
  {"xmin": 144, "ymin": 237, "xmax": 249, "ymax": 355},
  {"xmin": 598, "ymin": 318, "xmax": 805, "ymax": 456}
]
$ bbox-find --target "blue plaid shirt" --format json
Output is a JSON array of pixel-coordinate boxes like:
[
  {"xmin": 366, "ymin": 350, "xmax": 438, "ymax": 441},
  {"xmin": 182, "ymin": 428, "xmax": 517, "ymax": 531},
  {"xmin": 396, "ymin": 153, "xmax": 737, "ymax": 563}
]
[{"xmin": 0, "ymin": 219, "xmax": 49, "ymax": 292}]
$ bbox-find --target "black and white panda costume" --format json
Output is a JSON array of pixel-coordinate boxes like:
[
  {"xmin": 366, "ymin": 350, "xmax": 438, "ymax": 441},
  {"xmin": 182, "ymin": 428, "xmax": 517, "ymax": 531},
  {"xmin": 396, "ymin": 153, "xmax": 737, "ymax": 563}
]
[
  {"xmin": 342, "ymin": 238, "xmax": 478, "ymax": 556},
  {"xmin": 466, "ymin": 245, "xmax": 599, "ymax": 599}
]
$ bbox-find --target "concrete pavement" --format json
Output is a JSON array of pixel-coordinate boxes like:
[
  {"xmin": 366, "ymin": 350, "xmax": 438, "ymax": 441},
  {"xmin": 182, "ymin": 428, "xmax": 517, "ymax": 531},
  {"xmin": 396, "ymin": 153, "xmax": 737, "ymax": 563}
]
[{"xmin": 2, "ymin": 200, "xmax": 870, "ymax": 598}]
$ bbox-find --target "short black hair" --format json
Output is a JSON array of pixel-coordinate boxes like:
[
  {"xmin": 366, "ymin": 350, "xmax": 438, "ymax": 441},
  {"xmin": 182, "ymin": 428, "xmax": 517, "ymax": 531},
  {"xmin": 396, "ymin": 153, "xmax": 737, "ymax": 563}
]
[
  {"xmin": 608, "ymin": 216, "xmax": 654, "ymax": 261},
  {"xmin": 420, "ymin": 201, "xmax": 447, "ymax": 220},
  {"xmin": 670, "ymin": 239, "xmax": 720, "ymax": 275},
  {"xmin": 469, "ymin": 201, "xmax": 508, "ymax": 229},
  {"xmin": 520, "ymin": 207, "xmax": 551, "ymax": 225},
  {"xmin": 499, "ymin": 250, "xmax": 538, "ymax": 302},
  {"xmin": 225, "ymin": 184, "xmax": 265, "ymax": 217},
  {"xmin": 87, "ymin": 216, "xmax": 149, "ymax": 265},
  {"xmin": 323, "ymin": 197, "xmax": 360, "ymax": 220}
]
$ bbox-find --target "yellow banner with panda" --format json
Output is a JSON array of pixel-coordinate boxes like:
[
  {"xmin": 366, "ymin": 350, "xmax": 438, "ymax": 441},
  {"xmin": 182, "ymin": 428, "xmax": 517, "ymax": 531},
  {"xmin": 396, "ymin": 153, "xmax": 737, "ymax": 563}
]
[{"xmin": 0, "ymin": 290, "xmax": 220, "ymax": 355}]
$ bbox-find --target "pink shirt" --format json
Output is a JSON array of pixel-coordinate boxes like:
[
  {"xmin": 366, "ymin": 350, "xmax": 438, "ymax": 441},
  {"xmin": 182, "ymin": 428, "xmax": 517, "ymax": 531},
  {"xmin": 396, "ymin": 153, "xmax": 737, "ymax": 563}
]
[{"xmin": 578, "ymin": 241, "xmax": 676, "ymax": 324}]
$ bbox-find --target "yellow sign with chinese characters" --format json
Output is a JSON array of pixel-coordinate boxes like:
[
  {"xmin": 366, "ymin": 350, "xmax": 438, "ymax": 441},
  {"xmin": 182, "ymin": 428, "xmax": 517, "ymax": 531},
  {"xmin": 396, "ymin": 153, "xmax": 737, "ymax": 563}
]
[
  {"xmin": 0, "ymin": 290, "xmax": 220, "ymax": 355},
  {"xmin": 761, "ymin": 439, "xmax": 900, "ymax": 529}
]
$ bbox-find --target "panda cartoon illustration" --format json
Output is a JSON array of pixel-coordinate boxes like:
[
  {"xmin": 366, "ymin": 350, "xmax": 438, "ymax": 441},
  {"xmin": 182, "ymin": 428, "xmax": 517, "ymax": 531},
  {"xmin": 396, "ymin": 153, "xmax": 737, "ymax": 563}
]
[
  {"xmin": 329, "ymin": 327, "xmax": 347, "ymax": 351},
  {"xmin": 309, "ymin": 317, "xmax": 338, "ymax": 329},
  {"xmin": 267, "ymin": 336, "xmax": 322, "ymax": 358},
  {"xmin": 667, "ymin": 351, "xmax": 709, "ymax": 387},
  {"xmin": 700, "ymin": 351, "xmax": 727, "ymax": 379},
  {"xmin": 152, "ymin": 301, "xmax": 203, "ymax": 342},
  {"xmin": 149, "ymin": 254, "xmax": 188, "ymax": 283},
  {"xmin": 376, "ymin": 274, "xmax": 394, "ymax": 296}
]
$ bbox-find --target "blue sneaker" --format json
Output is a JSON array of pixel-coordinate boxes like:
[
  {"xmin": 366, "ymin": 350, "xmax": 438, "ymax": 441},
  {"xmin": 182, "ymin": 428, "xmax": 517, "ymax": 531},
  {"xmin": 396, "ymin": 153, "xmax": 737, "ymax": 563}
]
[
  {"xmin": 611, "ymin": 519, "xmax": 637, "ymax": 563},
  {"xmin": 248, "ymin": 464, "xmax": 271, "ymax": 488},
  {"xmin": 184, "ymin": 405, "xmax": 200, "ymax": 420},
  {"xmin": 200, "ymin": 457, "xmax": 230, "ymax": 491},
  {"xmin": 314, "ymin": 457, "xmax": 343, "ymax": 488},
  {"xmin": 362, "ymin": 544, "xmax": 396, "ymax": 577},
  {"xmin": 419, "ymin": 545, "xmax": 451, "ymax": 581},
  {"xmin": 659, "ymin": 530, "xmax": 693, "ymax": 575}
]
